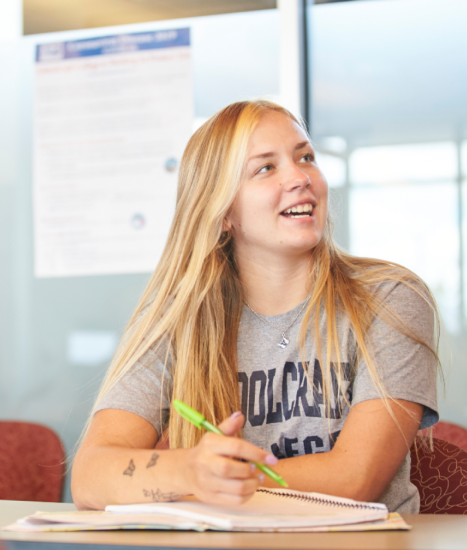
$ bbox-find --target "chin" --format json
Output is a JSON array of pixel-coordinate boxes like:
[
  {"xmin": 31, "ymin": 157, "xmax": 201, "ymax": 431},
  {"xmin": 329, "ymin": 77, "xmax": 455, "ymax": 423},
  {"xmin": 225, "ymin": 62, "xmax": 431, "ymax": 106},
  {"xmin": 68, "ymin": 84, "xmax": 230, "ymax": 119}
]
[
  {"xmin": 281, "ymin": 241, "xmax": 319, "ymax": 256},
  {"xmin": 285, "ymin": 233, "xmax": 323, "ymax": 250}
]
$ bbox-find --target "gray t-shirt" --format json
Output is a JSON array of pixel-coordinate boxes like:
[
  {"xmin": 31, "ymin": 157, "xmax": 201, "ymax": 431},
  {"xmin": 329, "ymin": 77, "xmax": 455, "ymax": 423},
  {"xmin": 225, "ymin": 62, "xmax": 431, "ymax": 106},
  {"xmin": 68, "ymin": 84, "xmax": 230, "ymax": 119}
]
[{"xmin": 96, "ymin": 281, "xmax": 438, "ymax": 513}]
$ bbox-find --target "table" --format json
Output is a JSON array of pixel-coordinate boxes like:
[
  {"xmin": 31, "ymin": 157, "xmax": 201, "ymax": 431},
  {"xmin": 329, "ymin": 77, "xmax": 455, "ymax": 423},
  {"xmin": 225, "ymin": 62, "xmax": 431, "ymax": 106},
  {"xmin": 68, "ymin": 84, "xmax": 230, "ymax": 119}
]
[{"xmin": 1, "ymin": 500, "xmax": 467, "ymax": 550}]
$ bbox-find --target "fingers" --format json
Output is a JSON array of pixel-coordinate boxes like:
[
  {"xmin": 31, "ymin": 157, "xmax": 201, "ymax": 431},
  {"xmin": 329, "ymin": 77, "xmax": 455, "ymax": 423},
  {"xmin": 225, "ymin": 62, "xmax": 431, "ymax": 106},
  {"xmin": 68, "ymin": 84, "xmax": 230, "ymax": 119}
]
[
  {"xmin": 195, "ymin": 474, "xmax": 262, "ymax": 506},
  {"xmin": 210, "ymin": 455, "xmax": 262, "ymax": 480},
  {"xmin": 204, "ymin": 432, "xmax": 278, "ymax": 467},
  {"xmin": 218, "ymin": 411, "xmax": 244, "ymax": 437},
  {"xmin": 186, "ymin": 414, "xmax": 279, "ymax": 506},
  {"xmin": 213, "ymin": 477, "xmax": 261, "ymax": 501}
]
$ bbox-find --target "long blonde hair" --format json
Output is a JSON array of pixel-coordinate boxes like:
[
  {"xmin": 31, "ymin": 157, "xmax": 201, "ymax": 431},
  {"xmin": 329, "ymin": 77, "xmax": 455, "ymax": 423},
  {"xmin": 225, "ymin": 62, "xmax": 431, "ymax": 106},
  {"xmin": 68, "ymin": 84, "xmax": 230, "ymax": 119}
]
[{"xmin": 90, "ymin": 99, "xmax": 441, "ymax": 449}]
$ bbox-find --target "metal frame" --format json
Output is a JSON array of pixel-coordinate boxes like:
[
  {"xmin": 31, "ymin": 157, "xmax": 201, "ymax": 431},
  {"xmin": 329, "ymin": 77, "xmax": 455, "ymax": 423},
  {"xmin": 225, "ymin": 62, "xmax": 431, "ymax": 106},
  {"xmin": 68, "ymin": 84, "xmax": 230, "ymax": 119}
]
[{"xmin": 456, "ymin": 140, "xmax": 465, "ymax": 330}]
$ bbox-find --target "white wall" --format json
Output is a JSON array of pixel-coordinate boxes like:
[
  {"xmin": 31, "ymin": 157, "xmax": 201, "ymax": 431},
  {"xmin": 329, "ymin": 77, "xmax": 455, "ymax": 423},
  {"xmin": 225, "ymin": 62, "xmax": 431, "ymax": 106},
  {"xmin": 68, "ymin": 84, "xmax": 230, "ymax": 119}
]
[{"xmin": 0, "ymin": 0, "xmax": 22, "ymax": 41}]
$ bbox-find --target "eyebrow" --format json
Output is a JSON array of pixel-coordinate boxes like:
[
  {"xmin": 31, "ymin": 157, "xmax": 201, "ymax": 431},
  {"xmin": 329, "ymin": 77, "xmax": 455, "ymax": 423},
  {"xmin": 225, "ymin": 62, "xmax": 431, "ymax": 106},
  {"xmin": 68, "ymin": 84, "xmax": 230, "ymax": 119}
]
[{"xmin": 247, "ymin": 141, "xmax": 312, "ymax": 163}]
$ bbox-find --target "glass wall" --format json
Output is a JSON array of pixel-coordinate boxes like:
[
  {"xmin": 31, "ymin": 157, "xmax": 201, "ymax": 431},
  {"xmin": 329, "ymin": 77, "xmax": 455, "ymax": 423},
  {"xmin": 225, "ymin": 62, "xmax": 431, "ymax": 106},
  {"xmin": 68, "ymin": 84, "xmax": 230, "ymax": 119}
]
[
  {"xmin": 0, "ymin": 8, "xmax": 279, "ymax": 501},
  {"xmin": 309, "ymin": 0, "xmax": 467, "ymax": 425}
]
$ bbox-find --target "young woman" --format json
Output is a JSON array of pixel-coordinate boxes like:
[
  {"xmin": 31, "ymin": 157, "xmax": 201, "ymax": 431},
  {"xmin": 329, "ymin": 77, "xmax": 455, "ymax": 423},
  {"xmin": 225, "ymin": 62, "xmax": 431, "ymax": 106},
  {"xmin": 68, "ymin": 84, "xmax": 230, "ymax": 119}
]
[{"xmin": 71, "ymin": 100, "xmax": 439, "ymax": 513}]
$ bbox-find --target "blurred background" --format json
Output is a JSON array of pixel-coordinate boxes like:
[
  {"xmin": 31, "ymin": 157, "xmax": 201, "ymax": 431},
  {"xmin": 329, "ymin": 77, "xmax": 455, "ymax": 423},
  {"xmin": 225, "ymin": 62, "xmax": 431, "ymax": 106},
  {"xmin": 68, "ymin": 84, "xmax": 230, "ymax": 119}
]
[{"xmin": 0, "ymin": 0, "xmax": 466, "ymax": 501}]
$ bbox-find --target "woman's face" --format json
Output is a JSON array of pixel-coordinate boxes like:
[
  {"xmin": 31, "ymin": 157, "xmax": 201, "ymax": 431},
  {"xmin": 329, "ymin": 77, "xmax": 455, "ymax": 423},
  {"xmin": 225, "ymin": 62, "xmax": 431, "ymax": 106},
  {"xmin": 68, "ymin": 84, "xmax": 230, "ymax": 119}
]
[{"xmin": 225, "ymin": 110, "xmax": 328, "ymax": 261}]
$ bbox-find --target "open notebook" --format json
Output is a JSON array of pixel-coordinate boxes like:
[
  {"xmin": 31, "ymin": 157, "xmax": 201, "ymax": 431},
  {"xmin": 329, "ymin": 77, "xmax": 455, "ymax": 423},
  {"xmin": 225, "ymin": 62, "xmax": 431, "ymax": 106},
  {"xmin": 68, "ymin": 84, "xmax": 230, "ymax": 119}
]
[{"xmin": 5, "ymin": 488, "xmax": 410, "ymax": 533}]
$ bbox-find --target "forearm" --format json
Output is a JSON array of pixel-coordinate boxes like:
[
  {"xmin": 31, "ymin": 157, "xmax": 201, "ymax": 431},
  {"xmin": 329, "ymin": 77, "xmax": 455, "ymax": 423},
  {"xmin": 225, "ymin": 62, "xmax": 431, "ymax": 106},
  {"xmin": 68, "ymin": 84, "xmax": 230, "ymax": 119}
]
[
  {"xmin": 261, "ymin": 449, "xmax": 375, "ymax": 501},
  {"xmin": 261, "ymin": 400, "xmax": 423, "ymax": 502},
  {"xmin": 72, "ymin": 446, "xmax": 191, "ymax": 510}
]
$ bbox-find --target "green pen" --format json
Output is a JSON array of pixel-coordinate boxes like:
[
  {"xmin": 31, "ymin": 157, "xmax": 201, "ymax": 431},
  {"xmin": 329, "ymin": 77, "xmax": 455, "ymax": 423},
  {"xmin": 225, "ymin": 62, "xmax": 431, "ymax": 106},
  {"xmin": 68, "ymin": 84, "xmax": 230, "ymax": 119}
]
[{"xmin": 172, "ymin": 399, "xmax": 288, "ymax": 488}]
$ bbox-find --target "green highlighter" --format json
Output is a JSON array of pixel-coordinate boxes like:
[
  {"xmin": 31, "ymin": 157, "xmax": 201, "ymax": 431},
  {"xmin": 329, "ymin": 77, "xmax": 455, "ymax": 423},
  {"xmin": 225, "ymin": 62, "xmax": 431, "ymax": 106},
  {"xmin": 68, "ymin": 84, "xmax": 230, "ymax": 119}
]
[{"xmin": 172, "ymin": 399, "xmax": 288, "ymax": 488}]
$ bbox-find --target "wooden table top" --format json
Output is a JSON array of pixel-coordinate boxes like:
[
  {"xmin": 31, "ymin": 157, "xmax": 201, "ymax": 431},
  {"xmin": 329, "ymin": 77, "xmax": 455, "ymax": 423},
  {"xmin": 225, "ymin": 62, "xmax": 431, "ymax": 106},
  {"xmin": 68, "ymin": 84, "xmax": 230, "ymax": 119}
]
[{"xmin": 1, "ymin": 500, "xmax": 466, "ymax": 550}]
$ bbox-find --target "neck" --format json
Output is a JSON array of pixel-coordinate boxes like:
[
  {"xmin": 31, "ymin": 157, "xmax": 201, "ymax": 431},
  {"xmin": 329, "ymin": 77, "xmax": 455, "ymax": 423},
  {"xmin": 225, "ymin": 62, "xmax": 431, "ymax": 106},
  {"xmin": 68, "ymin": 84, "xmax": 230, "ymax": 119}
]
[{"xmin": 236, "ymin": 249, "xmax": 312, "ymax": 316}]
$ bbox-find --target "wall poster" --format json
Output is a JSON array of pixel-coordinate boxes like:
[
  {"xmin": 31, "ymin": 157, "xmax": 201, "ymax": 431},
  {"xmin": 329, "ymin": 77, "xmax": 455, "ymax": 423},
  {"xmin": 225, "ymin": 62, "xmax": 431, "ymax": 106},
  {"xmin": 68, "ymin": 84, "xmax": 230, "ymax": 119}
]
[{"xmin": 33, "ymin": 28, "xmax": 193, "ymax": 277}]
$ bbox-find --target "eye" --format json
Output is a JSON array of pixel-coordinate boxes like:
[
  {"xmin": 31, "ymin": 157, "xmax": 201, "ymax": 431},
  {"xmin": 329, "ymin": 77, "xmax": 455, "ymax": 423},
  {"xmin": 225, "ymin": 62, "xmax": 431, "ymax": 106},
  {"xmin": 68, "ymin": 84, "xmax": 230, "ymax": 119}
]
[
  {"xmin": 299, "ymin": 152, "xmax": 315, "ymax": 163},
  {"xmin": 257, "ymin": 163, "xmax": 275, "ymax": 174}
]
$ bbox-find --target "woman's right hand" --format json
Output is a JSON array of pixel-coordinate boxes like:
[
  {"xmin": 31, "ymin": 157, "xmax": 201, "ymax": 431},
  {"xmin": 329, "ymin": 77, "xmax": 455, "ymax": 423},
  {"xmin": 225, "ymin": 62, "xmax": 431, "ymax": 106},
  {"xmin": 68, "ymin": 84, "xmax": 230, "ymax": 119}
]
[
  {"xmin": 72, "ymin": 408, "xmax": 278, "ymax": 511},
  {"xmin": 182, "ymin": 411, "xmax": 279, "ymax": 505}
]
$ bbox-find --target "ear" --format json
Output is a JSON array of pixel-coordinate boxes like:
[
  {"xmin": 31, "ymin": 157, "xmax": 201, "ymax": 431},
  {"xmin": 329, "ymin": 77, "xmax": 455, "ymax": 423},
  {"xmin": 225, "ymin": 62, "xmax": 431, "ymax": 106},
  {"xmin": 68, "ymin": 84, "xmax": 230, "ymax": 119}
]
[{"xmin": 222, "ymin": 215, "xmax": 232, "ymax": 232}]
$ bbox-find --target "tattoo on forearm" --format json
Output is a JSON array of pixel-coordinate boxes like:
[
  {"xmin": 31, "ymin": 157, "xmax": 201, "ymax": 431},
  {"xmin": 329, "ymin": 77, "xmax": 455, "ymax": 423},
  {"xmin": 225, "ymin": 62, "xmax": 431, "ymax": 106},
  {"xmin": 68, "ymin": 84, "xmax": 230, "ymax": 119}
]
[
  {"xmin": 142, "ymin": 488, "xmax": 182, "ymax": 502},
  {"xmin": 146, "ymin": 452, "xmax": 159, "ymax": 469},
  {"xmin": 123, "ymin": 459, "xmax": 136, "ymax": 476}
]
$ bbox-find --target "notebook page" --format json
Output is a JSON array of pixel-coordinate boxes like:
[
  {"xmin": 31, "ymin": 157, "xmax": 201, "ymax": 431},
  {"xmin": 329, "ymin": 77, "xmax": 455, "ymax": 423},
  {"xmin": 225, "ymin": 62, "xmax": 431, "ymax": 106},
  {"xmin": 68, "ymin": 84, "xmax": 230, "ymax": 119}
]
[{"xmin": 106, "ymin": 488, "xmax": 388, "ymax": 529}]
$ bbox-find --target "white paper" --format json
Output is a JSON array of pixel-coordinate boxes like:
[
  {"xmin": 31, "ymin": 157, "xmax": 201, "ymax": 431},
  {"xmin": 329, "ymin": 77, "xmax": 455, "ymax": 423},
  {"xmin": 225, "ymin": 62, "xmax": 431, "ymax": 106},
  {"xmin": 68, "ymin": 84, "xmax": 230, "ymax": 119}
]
[{"xmin": 33, "ymin": 29, "xmax": 193, "ymax": 277}]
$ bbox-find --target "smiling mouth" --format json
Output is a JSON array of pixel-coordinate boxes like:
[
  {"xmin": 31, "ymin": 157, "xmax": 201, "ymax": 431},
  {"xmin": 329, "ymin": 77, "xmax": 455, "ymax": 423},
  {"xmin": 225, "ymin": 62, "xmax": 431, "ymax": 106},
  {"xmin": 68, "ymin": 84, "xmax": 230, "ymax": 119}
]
[{"xmin": 280, "ymin": 203, "xmax": 314, "ymax": 218}]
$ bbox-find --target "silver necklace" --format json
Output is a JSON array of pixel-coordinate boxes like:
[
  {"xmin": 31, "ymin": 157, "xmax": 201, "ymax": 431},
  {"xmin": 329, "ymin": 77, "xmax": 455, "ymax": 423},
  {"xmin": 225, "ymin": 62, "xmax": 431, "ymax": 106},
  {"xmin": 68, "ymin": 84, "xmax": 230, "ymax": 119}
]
[{"xmin": 244, "ymin": 298, "xmax": 310, "ymax": 349}]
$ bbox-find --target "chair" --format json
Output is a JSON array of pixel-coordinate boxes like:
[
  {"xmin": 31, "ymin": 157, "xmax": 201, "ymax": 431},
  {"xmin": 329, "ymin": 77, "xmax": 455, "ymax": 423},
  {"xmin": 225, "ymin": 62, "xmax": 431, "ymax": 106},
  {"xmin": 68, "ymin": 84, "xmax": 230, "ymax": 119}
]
[
  {"xmin": 0, "ymin": 421, "xmax": 65, "ymax": 502},
  {"xmin": 410, "ymin": 437, "xmax": 467, "ymax": 514},
  {"xmin": 431, "ymin": 421, "xmax": 467, "ymax": 453}
]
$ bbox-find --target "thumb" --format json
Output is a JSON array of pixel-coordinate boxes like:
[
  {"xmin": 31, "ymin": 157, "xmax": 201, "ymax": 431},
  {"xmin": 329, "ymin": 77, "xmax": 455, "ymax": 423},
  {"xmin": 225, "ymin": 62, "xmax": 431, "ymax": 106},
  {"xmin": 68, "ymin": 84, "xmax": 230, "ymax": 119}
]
[{"xmin": 218, "ymin": 411, "xmax": 244, "ymax": 437}]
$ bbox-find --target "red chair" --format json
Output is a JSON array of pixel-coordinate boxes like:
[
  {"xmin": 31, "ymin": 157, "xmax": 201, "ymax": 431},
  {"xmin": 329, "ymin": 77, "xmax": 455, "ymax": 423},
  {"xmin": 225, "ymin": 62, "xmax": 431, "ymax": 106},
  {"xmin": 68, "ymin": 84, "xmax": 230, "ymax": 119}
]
[
  {"xmin": 0, "ymin": 421, "xmax": 65, "ymax": 502},
  {"xmin": 431, "ymin": 421, "xmax": 467, "ymax": 453},
  {"xmin": 410, "ymin": 437, "xmax": 467, "ymax": 514}
]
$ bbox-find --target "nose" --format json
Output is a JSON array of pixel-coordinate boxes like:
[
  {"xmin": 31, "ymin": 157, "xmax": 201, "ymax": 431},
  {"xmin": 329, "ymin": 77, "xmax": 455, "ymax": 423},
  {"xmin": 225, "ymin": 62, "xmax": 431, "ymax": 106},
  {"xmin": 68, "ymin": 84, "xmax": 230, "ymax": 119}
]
[{"xmin": 283, "ymin": 162, "xmax": 311, "ymax": 191}]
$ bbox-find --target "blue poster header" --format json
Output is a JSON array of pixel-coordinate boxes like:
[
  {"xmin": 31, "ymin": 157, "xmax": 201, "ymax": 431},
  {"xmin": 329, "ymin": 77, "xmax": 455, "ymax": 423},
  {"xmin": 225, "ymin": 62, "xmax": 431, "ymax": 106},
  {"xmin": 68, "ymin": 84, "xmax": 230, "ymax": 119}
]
[{"xmin": 36, "ymin": 28, "xmax": 190, "ymax": 63}]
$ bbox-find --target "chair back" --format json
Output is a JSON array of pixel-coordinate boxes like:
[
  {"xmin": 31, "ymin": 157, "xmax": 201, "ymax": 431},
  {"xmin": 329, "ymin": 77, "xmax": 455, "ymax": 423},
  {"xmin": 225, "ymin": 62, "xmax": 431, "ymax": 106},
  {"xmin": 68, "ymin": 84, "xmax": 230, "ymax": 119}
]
[
  {"xmin": 410, "ymin": 437, "xmax": 467, "ymax": 514},
  {"xmin": 0, "ymin": 421, "xmax": 65, "ymax": 502},
  {"xmin": 431, "ymin": 421, "xmax": 467, "ymax": 453}
]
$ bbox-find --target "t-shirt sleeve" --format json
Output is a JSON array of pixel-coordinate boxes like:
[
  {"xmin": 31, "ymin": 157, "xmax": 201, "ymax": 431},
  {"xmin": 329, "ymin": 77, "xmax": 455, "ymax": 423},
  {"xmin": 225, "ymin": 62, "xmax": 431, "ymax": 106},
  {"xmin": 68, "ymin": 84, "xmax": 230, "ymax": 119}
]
[
  {"xmin": 94, "ymin": 340, "xmax": 173, "ymax": 437},
  {"xmin": 351, "ymin": 281, "xmax": 439, "ymax": 430}
]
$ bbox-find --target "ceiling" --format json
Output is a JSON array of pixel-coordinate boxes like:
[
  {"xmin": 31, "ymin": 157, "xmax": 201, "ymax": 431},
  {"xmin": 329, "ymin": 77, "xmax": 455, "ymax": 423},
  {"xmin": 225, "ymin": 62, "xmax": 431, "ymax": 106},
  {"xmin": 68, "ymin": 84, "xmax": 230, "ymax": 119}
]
[
  {"xmin": 23, "ymin": 0, "xmax": 277, "ymax": 35},
  {"xmin": 23, "ymin": 0, "xmax": 353, "ymax": 35}
]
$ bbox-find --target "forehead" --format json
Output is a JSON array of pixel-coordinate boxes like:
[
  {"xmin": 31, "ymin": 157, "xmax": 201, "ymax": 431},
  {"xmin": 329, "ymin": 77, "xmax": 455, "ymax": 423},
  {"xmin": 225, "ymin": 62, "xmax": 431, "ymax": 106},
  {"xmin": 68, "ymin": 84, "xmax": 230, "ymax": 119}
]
[{"xmin": 248, "ymin": 110, "xmax": 309, "ymax": 152}]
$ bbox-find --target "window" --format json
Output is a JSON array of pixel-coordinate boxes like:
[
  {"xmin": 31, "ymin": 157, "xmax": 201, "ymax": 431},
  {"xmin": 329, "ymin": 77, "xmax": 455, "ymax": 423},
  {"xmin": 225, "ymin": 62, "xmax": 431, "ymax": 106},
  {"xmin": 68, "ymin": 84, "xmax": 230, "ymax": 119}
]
[{"xmin": 309, "ymin": 0, "xmax": 467, "ymax": 423}]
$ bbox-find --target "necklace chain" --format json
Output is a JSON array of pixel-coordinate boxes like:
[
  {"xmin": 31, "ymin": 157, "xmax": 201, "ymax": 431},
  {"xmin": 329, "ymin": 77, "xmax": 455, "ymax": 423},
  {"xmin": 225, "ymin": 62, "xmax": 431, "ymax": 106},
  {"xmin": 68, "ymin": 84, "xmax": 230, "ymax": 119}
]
[{"xmin": 244, "ymin": 298, "xmax": 310, "ymax": 349}]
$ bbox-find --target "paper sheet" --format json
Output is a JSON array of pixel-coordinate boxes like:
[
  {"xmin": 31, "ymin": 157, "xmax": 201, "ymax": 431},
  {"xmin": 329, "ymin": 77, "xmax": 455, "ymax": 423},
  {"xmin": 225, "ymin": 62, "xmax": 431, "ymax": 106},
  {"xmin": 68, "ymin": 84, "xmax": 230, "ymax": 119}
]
[
  {"xmin": 4, "ymin": 512, "xmax": 409, "ymax": 533},
  {"xmin": 33, "ymin": 28, "xmax": 193, "ymax": 277}
]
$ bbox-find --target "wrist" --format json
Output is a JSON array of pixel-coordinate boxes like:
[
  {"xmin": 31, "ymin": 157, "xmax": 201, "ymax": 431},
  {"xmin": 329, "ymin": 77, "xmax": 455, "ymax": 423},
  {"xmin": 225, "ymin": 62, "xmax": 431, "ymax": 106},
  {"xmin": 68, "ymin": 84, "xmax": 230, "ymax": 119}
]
[{"xmin": 172, "ymin": 447, "xmax": 195, "ymax": 496}]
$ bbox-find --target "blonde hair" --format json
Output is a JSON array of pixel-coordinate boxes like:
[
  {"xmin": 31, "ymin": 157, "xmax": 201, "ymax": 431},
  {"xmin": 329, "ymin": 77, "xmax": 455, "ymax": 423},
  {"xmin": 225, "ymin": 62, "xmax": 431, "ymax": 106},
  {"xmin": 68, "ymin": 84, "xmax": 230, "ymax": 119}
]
[{"xmin": 89, "ymin": 99, "xmax": 441, "ymax": 450}]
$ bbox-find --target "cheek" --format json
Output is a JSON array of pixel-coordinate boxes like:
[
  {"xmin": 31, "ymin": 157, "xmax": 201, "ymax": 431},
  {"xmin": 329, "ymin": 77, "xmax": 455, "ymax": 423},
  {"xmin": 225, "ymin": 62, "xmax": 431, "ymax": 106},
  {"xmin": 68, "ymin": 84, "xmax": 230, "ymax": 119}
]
[
  {"xmin": 228, "ymin": 182, "xmax": 280, "ymax": 232},
  {"xmin": 226, "ymin": 196, "xmax": 251, "ymax": 230},
  {"xmin": 314, "ymin": 182, "xmax": 329, "ymax": 229},
  {"xmin": 321, "ymin": 186, "xmax": 329, "ymax": 210},
  {"xmin": 233, "ymin": 191, "xmax": 267, "ymax": 222},
  {"xmin": 317, "ymin": 180, "xmax": 329, "ymax": 210}
]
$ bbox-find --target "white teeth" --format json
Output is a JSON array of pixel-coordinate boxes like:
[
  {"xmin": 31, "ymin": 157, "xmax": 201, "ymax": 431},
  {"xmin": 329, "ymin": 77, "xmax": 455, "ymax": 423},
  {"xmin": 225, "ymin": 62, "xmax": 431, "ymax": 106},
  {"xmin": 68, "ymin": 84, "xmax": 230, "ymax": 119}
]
[{"xmin": 283, "ymin": 203, "xmax": 313, "ymax": 215}]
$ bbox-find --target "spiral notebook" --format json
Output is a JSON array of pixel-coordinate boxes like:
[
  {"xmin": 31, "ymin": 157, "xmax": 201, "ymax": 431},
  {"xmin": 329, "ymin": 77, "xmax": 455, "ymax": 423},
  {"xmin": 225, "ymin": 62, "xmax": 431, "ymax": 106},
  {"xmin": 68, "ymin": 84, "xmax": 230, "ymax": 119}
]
[
  {"xmin": 107, "ymin": 488, "xmax": 390, "ymax": 530},
  {"xmin": 5, "ymin": 488, "xmax": 410, "ymax": 533}
]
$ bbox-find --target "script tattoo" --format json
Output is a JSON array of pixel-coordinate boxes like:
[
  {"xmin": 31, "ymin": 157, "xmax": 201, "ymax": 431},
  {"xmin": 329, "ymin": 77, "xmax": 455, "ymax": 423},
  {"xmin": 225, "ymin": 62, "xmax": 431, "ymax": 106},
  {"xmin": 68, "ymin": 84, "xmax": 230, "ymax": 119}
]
[
  {"xmin": 143, "ymin": 488, "xmax": 182, "ymax": 502},
  {"xmin": 123, "ymin": 459, "xmax": 136, "ymax": 476},
  {"xmin": 146, "ymin": 452, "xmax": 159, "ymax": 469}
]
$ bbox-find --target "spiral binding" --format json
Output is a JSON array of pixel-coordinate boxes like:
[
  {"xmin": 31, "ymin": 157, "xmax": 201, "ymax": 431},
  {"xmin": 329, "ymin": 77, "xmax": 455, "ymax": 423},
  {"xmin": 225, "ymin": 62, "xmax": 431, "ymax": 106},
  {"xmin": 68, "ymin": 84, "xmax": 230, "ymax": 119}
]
[{"xmin": 257, "ymin": 488, "xmax": 380, "ymax": 511}]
